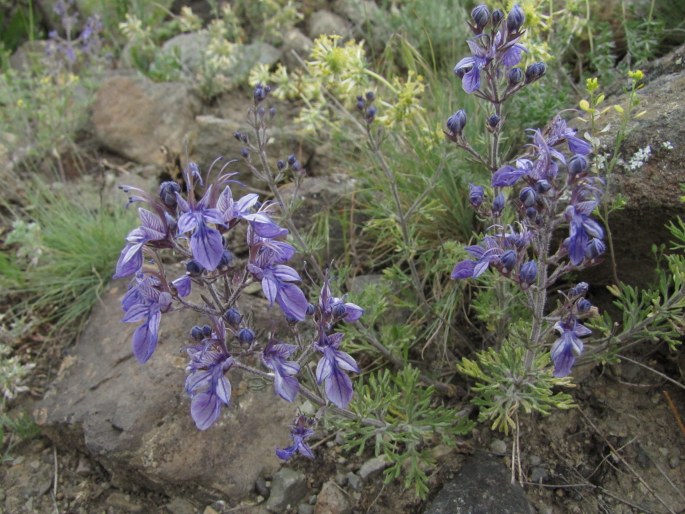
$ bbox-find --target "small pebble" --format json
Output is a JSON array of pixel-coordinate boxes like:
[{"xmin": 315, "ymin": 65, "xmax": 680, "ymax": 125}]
[
  {"xmin": 255, "ymin": 476, "xmax": 269, "ymax": 497},
  {"xmin": 346, "ymin": 472, "xmax": 362, "ymax": 491},
  {"xmin": 298, "ymin": 504, "xmax": 314, "ymax": 514},
  {"xmin": 489, "ymin": 439, "xmax": 507, "ymax": 455},
  {"xmin": 669, "ymin": 456, "xmax": 679, "ymax": 469},
  {"xmin": 529, "ymin": 455, "xmax": 541, "ymax": 466},
  {"xmin": 530, "ymin": 466, "xmax": 549, "ymax": 483}
]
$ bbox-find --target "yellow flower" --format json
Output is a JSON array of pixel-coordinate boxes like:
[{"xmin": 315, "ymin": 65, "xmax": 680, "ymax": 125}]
[
  {"xmin": 628, "ymin": 69, "xmax": 644, "ymax": 81},
  {"xmin": 585, "ymin": 77, "xmax": 599, "ymax": 93}
]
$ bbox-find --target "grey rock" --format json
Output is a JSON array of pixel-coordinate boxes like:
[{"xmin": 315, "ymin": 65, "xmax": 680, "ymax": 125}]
[
  {"xmin": 35, "ymin": 281, "xmax": 296, "ymax": 503},
  {"xmin": 581, "ymin": 48, "xmax": 685, "ymax": 286},
  {"xmin": 282, "ymin": 29, "xmax": 314, "ymax": 69},
  {"xmin": 166, "ymin": 497, "xmax": 199, "ymax": 514},
  {"xmin": 358, "ymin": 455, "xmax": 388, "ymax": 480},
  {"xmin": 307, "ymin": 10, "xmax": 352, "ymax": 39},
  {"xmin": 315, "ymin": 480, "xmax": 351, "ymax": 514},
  {"xmin": 422, "ymin": 453, "xmax": 534, "ymax": 514},
  {"xmin": 333, "ymin": 0, "xmax": 391, "ymax": 49},
  {"xmin": 529, "ymin": 466, "xmax": 549, "ymax": 484},
  {"xmin": 229, "ymin": 42, "xmax": 282, "ymax": 84},
  {"xmin": 105, "ymin": 492, "xmax": 143, "ymax": 512},
  {"xmin": 266, "ymin": 468, "xmax": 307, "ymax": 512},
  {"xmin": 299, "ymin": 504, "xmax": 314, "ymax": 514},
  {"xmin": 488, "ymin": 439, "xmax": 507, "ymax": 455},
  {"xmin": 255, "ymin": 476, "xmax": 270, "ymax": 498},
  {"xmin": 162, "ymin": 32, "xmax": 211, "ymax": 76},
  {"xmin": 91, "ymin": 74, "xmax": 201, "ymax": 166},
  {"xmin": 346, "ymin": 472, "xmax": 362, "ymax": 491}
]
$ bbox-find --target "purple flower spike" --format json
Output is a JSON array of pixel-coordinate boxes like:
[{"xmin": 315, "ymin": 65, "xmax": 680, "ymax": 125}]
[
  {"xmin": 550, "ymin": 318, "xmax": 591, "ymax": 377},
  {"xmin": 114, "ymin": 208, "xmax": 167, "ymax": 279},
  {"xmin": 262, "ymin": 340, "xmax": 300, "ymax": 402},
  {"xmin": 177, "ymin": 185, "xmax": 226, "ymax": 271},
  {"xmin": 276, "ymin": 414, "xmax": 315, "ymax": 461}
]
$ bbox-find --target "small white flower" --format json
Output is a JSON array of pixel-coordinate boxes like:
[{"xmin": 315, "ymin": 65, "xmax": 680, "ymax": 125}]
[
  {"xmin": 628, "ymin": 145, "xmax": 651, "ymax": 171},
  {"xmin": 662, "ymin": 141, "xmax": 674, "ymax": 151}
]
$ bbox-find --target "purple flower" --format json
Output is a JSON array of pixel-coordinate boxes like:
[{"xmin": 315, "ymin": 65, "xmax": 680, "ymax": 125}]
[
  {"xmin": 451, "ymin": 236, "xmax": 503, "ymax": 280},
  {"xmin": 318, "ymin": 277, "xmax": 364, "ymax": 326},
  {"xmin": 171, "ymin": 275, "xmax": 192, "ymax": 297},
  {"xmin": 217, "ymin": 186, "xmax": 288, "ymax": 238},
  {"xmin": 565, "ymin": 202, "xmax": 604, "ymax": 266},
  {"xmin": 315, "ymin": 331, "xmax": 359, "ymax": 409},
  {"xmin": 546, "ymin": 115, "xmax": 592, "ymax": 156},
  {"xmin": 121, "ymin": 274, "xmax": 173, "ymax": 363},
  {"xmin": 176, "ymin": 185, "xmax": 226, "ymax": 271},
  {"xmin": 114, "ymin": 208, "xmax": 167, "ymax": 279},
  {"xmin": 276, "ymin": 414, "xmax": 315, "ymax": 461},
  {"xmin": 550, "ymin": 318, "xmax": 591, "ymax": 377},
  {"xmin": 262, "ymin": 340, "xmax": 300, "ymax": 402},
  {"xmin": 185, "ymin": 319, "xmax": 234, "ymax": 430}
]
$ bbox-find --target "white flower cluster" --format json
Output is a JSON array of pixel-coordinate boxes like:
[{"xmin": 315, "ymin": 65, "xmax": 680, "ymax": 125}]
[
  {"xmin": 662, "ymin": 141, "xmax": 674, "ymax": 151},
  {"xmin": 628, "ymin": 145, "xmax": 651, "ymax": 171}
]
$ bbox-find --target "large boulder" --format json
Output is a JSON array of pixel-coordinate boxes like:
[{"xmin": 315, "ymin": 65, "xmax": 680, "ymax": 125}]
[
  {"xmin": 91, "ymin": 74, "xmax": 201, "ymax": 166},
  {"xmin": 586, "ymin": 46, "xmax": 685, "ymax": 286},
  {"xmin": 35, "ymin": 280, "xmax": 301, "ymax": 504}
]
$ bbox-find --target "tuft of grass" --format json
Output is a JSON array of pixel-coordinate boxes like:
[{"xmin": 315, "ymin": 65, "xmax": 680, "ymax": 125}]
[{"xmin": 2, "ymin": 179, "xmax": 136, "ymax": 336}]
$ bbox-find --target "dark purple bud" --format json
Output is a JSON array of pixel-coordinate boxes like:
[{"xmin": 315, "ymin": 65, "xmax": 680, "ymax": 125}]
[
  {"xmin": 519, "ymin": 186, "xmax": 537, "ymax": 207},
  {"xmin": 238, "ymin": 327, "xmax": 255, "ymax": 345},
  {"xmin": 568, "ymin": 154, "xmax": 588, "ymax": 175},
  {"xmin": 365, "ymin": 91, "xmax": 375, "ymax": 102},
  {"xmin": 331, "ymin": 301, "xmax": 347, "ymax": 319},
  {"xmin": 241, "ymin": 147, "xmax": 249, "ymax": 158},
  {"xmin": 202, "ymin": 325, "xmax": 213, "ymax": 338},
  {"xmin": 291, "ymin": 159, "xmax": 302, "ymax": 172},
  {"xmin": 253, "ymin": 83, "xmax": 271, "ymax": 103},
  {"xmin": 507, "ymin": 4, "xmax": 525, "ymax": 32},
  {"xmin": 525, "ymin": 62, "xmax": 546, "ymax": 84},
  {"xmin": 570, "ymin": 282, "xmax": 589, "ymax": 297},
  {"xmin": 577, "ymin": 299, "xmax": 592, "ymax": 313},
  {"xmin": 365, "ymin": 105, "xmax": 377, "ymax": 123},
  {"xmin": 269, "ymin": 107, "xmax": 276, "ymax": 119},
  {"xmin": 287, "ymin": 154, "xmax": 297, "ymax": 166},
  {"xmin": 471, "ymin": 5, "xmax": 490, "ymax": 30},
  {"xmin": 219, "ymin": 249, "xmax": 234, "ymax": 268},
  {"xmin": 500, "ymin": 250, "xmax": 516, "ymax": 271},
  {"xmin": 306, "ymin": 303, "xmax": 316, "ymax": 316},
  {"xmin": 233, "ymin": 131, "xmax": 243, "ymax": 141},
  {"xmin": 469, "ymin": 184, "xmax": 485, "ymax": 208},
  {"xmin": 223, "ymin": 307, "xmax": 242, "ymax": 327},
  {"xmin": 159, "ymin": 181, "xmax": 181, "ymax": 208},
  {"xmin": 534, "ymin": 179, "xmax": 552, "ymax": 194},
  {"xmin": 277, "ymin": 159, "xmax": 286, "ymax": 171},
  {"xmin": 491, "ymin": 9, "xmax": 504, "ymax": 27},
  {"xmin": 446, "ymin": 109, "xmax": 467, "ymax": 137},
  {"xmin": 508, "ymin": 67, "xmax": 525, "ymax": 86},
  {"xmin": 492, "ymin": 192, "xmax": 505, "ymax": 216},
  {"xmin": 585, "ymin": 238, "xmax": 606, "ymax": 260},
  {"xmin": 487, "ymin": 114, "xmax": 500, "ymax": 129},
  {"xmin": 186, "ymin": 260, "xmax": 204, "ymax": 276},
  {"xmin": 257, "ymin": 106, "xmax": 266, "ymax": 119},
  {"xmin": 190, "ymin": 325, "xmax": 204, "ymax": 341},
  {"xmin": 525, "ymin": 206, "xmax": 538, "ymax": 220},
  {"xmin": 356, "ymin": 97, "xmax": 365, "ymax": 111},
  {"xmin": 519, "ymin": 260, "xmax": 537, "ymax": 285}
]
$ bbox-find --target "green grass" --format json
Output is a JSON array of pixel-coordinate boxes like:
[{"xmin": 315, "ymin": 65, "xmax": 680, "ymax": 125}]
[{"xmin": 2, "ymin": 179, "xmax": 136, "ymax": 336}]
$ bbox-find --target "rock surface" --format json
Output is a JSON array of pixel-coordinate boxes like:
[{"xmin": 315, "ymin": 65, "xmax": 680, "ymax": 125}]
[
  {"xmin": 584, "ymin": 48, "xmax": 685, "ymax": 286},
  {"xmin": 314, "ymin": 480, "xmax": 351, "ymax": 514},
  {"xmin": 91, "ymin": 74, "xmax": 201, "ymax": 166},
  {"xmin": 266, "ymin": 468, "xmax": 307, "ymax": 513},
  {"xmin": 35, "ymin": 280, "xmax": 298, "ymax": 504},
  {"xmin": 422, "ymin": 453, "xmax": 534, "ymax": 514}
]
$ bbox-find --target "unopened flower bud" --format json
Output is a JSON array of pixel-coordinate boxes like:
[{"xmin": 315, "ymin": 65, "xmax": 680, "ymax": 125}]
[
  {"xmin": 492, "ymin": 192, "xmax": 505, "ymax": 216},
  {"xmin": 568, "ymin": 154, "xmax": 588, "ymax": 175},
  {"xmin": 269, "ymin": 107, "xmax": 276, "ymax": 119},
  {"xmin": 519, "ymin": 260, "xmax": 537, "ymax": 285},
  {"xmin": 159, "ymin": 181, "xmax": 181, "ymax": 208},
  {"xmin": 491, "ymin": 9, "xmax": 504, "ymax": 27},
  {"xmin": 577, "ymin": 299, "xmax": 592, "ymax": 313},
  {"xmin": 525, "ymin": 62, "xmax": 546, "ymax": 84},
  {"xmin": 202, "ymin": 325, "xmax": 213, "ymax": 338},
  {"xmin": 365, "ymin": 91, "xmax": 375, "ymax": 102},
  {"xmin": 331, "ymin": 301, "xmax": 347, "ymax": 319},
  {"xmin": 469, "ymin": 183, "xmax": 485, "ymax": 208},
  {"xmin": 219, "ymin": 249, "xmax": 234, "ymax": 268},
  {"xmin": 519, "ymin": 186, "xmax": 537, "ymax": 207},
  {"xmin": 446, "ymin": 109, "xmax": 467, "ymax": 137},
  {"xmin": 507, "ymin": 4, "xmax": 525, "ymax": 32},
  {"xmin": 253, "ymin": 83, "xmax": 271, "ymax": 103},
  {"xmin": 241, "ymin": 147, "xmax": 249, "ymax": 158},
  {"xmin": 190, "ymin": 325, "xmax": 204, "ymax": 341},
  {"xmin": 238, "ymin": 327, "xmax": 255, "ymax": 345},
  {"xmin": 471, "ymin": 5, "xmax": 490, "ymax": 30},
  {"xmin": 500, "ymin": 250, "xmax": 516, "ymax": 271},
  {"xmin": 356, "ymin": 96, "xmax": 365, "ymax": 111},
  {"xmin": 287, "ymin": 154, "xmax": 297, "ymax": 166},
  {"xmin": 365, "ymin": 105, "xmax": 377, "ymax": 123},
  {"xmin": 570, "ymin": 282, "xmax": 589, "ymax": 297},
  {"xmin": 508, "ymin": 67, "xmax": 525, "ymax": 86},
  {"xmin": 277, "ymin": 159, "xmax": 286, "ymax": 171},
  {"xmin": 525, "ymin": 206, "xmax": 538, "ymax": 220},
  {"xmin": 306, "ymin": 303, "xmax": 316, "ymax": 316},
  {"xmin": 223, "ymin": 307, "xmax": 242, "ymax": 327},
  {"xmin": 534, "ymin": 179, "xmax": 552, "ymax": 194},
  {"xmin": 487, "ymin": 114, "xmax": 501, "ymax": 129},
  {"xmin": 186, "ymin": 260, "xmax": 204, "ymax": 276}
]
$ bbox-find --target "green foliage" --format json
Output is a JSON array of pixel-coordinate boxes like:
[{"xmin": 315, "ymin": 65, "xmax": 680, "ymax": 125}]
[
  {"xmin": 1, "ymin": 180, "xmax": 136, "ymax": 335},
  {"xmin": 233, "ymin": 0, "xmax": 302, "ymax": 44},
  {"xmin": 458, "ymin": 340, "xmax": 575, "ymax": 435},
  {"xmin": 335, "ymin": 366, "xmax": 473, "ymax": 499},
  {"xmin": 0, "ymin": 411, "xmax": 40, "ymax": 456}
]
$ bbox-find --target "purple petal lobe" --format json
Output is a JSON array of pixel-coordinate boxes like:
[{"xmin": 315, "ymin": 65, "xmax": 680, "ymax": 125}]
[
  {"xmin": 191, "ymin": 391, "xmax": 221, "ymax": 430},
  {"xmin": 190, "ymin": 222, "xmax": 224, "ymax": 271},
  {"xmin": 451, "ymin": 260, "xmax": 476, "ymax": 280}
]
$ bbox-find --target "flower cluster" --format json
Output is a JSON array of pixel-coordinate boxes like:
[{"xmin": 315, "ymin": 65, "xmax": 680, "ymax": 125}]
[
  {"xmin": 447, "ymin": 5, "xmax": 604, "ymax": 379},
  {"xmin": 114, "ymin": 85, "xmax": 364, "ymax": 459},
  {"xmin": 46, "ymin": 0, "xmax": 103, "ymax": 66}
]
